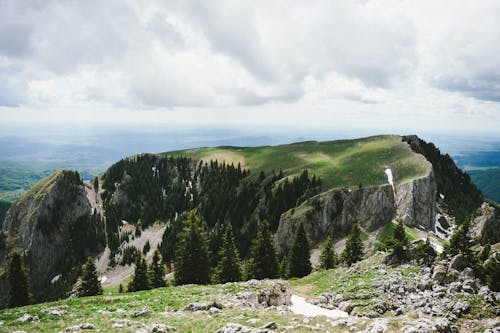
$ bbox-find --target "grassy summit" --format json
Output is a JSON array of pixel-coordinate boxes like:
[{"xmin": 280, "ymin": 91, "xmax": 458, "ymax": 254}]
[{"xmin": 165, "ymin": 135, "xmax": 431, "ymax": 190}]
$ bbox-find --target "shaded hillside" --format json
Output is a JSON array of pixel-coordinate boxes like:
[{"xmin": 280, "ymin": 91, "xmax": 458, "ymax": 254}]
[
  {"xmin": 0, "ymin": 200, "xmax": 10, "ymax": 229},
  {"xmin": 403, "ymin": 135, "xmax": 483, "ymax": 223},
  {"xmin": 468, "ymin": 168, "xmax": 500, "ymax": 203}
]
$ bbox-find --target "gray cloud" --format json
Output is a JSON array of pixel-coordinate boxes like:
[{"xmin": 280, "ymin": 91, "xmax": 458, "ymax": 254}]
[{"xmin": 0, "ymin": 0, "xmax": 498, "ymax": 112}]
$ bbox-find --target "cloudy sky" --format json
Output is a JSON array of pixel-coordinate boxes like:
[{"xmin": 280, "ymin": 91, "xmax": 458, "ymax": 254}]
[{"xmin": 1, "ymin": 0, "xmax": 499, "ymax": 133}]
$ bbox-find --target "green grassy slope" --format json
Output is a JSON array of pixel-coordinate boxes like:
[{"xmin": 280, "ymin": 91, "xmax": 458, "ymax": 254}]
[{"xmin": 165, "ymin": 135, "xmax": 431, "ymax": 190}]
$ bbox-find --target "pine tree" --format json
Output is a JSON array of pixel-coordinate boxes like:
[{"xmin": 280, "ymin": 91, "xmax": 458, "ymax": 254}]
[
  {"xmin": 174, "ymin": 210, "xmax": 211, "ymax": 285},
  {"xmin": 7, "ymin": 252, "xmax": 31, "ymax": 307},
  {"xmin": 387, "ymin": 220, "xmax": 409, "ymax": 263},
  {"xmin": 78, "ymin": 257, "xmax": 103, "ymax": 297},
  {"xmin": 319, "ymin": 236, "xmax": 338, "ymax": 270},
  {"xmin": 341, "ymin": 223, "xmax": 364, "ymax": 266},
  {"xmin": 484, "ymin": 253, "xmax": 500, "ymax": 292},
  {"xmin": 215, "ymin": 224, "xmax": 242, "ymax": 283},
  {"xmin": 149, "ymin": 249, "xmax": 167, "ymax": 288},
  {"xmin": 479, "ymin": 243, "xmax": 491, "ymax": 263},
  {"xmin": 287, "ymin": 221, "xmax": 312, "ymax": 278},
  {"xmin": 446, "ymin": 219, "xmax": 473, "ymax": 258},
  {"xmin": 244, "ymin": 220, "xmax": 279, "ymax": 280},
  {"xmin": 127, "ymin": 255, "xmax": 150, "ymax": 292}
]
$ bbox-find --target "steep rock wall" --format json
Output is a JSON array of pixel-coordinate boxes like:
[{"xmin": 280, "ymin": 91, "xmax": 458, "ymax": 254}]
[
  {"xmin": 395, "ymin": 171, "xmax": 436, "ymax": 230},
  {"xmin": 275, "ymin": 172, "xmax": 436, "ymax": 255},
  {"xmin": 0, "ymin": 171, "xmax": 103, "ymax": 307}
]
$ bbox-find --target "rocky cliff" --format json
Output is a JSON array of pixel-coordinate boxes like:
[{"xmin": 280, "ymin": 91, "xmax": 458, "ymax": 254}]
[
  {"xmin": 0, "ymin": 170, "xmax": 104, "ymax": 307},
  {"xmin": 275, "ymin": 171, "xmax": 437, "ymax": 255}
]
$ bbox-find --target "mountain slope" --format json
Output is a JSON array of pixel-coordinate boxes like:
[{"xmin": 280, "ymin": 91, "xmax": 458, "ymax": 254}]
[
  {"xmin": 0, "ymin": 135, "xmax": 486, "ymax": 309},
  {"xmin": 166, "ymin": 135, "xmax": 431, "ymax": 190}
]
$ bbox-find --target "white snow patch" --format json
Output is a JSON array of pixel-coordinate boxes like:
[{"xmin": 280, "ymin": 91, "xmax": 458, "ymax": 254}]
[
  {"xmin": 290, "ymin": 295, "xmax": 348, "ymax": 319},
  {"xmin": 432, "ymin": 214, "xmax": 452, "ymax": 240},
  {"xmin": 385, "ymin": 167, "xmax": 394, "ymax": 190},
  {"xmin": 427, "ymin": 238, "xmax": 444, "ymax": 254},
  {"xmin": 121, "ymin": 220, "xmax": 128, "ymax": 225},
  {"xmin": 100, "ymin": 275, "xmax": 108, "ymax": 283},
  {"xmin": 440, "ymin": 193, "xmax": 445, "ymax": 200},
  {"xmin": 51, "ymin": 274, "xmax": 62, "ymax": 284}
]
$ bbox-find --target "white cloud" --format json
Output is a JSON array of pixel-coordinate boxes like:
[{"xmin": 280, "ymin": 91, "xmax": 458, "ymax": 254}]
[{"xmin": 0, "ymin": 0, "xmax": 498, "ymax": 132}]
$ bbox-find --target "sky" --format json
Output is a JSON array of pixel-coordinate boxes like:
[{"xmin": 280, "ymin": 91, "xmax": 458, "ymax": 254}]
[{"xmin": 1, "ymin": 0, "xmax": 499, "ymax": 134}]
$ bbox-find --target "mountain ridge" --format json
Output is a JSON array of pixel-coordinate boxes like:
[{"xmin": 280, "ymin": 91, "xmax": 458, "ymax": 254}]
[{"xmin": 0, "ymin": 134, "xmax": 491, "ymax": 309}]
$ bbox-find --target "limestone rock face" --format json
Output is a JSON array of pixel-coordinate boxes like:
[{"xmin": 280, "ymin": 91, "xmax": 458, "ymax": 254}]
[
  {"xmin": 275, "ymin": 172, "xmax": 437, "ymax": 254},
  {"xmin": 0, "ymin": 170, "xmax": 104, "ymax": 307},
  {"xmin": 471, "ymin": 202, "xmax": 500, "ymax": 244},
  {"xmin": 395, "ymin": 172, "xmax": 436, "ymax": 230}
]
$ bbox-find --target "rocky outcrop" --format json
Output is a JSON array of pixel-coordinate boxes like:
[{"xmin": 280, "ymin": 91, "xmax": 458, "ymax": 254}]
[
  {"xmin": 275, "ymin": 184, "xmax": 395, "ymax": 254},
  {"xmin": 275, "ymin": 172, "xmax": 436, "ymax": 254},
  {"xmin": 395, "ymin": 171, "xmax": 436, "ymax": 230},
  {"xmin": 471, "ymin": 202, "xmax": 500, "ymax": 244},
  {"xmin": 0, "ymin": 170, "xmax": 104, "ymax": 307}
]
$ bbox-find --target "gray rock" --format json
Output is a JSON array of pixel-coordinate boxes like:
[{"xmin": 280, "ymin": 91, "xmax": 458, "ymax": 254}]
[
  {"xmin": 17, "ymin": 313, "xmax": 39, "ymax": 322},
  {"xmin": 132, "ymin": 307, "xmax": 150, "ymax": 317},
  {"xmin": 461, "ymin": 267, "xmax": 475, "ymax": 279},
  {"xmin": 261, "ymin": 322, "xmax": 277, "ymax": 329},
  {"xmin": 364, "ymin": 318, "xmax": 388, "ymax": 333},
  {"xmin": 432, "ymin": 266, "xmax": 447, "ymax": 284},
  {"xmin": 434, "ymin": 318, "xmax": 451, "ymax": 333},
  {"xmin": 65, "ymin": 323, "xmax": 95, "ymax": 331},
  {"xmin": 447, "ymin": 282, "xmax": 462, "ymax": 294},
  {"xmin": 209, "ymin": 307, "xmax": 222, "ymax": 314},
  {"xmin": 145, "ymin": 323, "xmax": 177, "ymax": 332},
  {"xmin": 233, "ymin": 281, "xmax": 291, "ymax": 308},
  {"xmin": 215, "ymin": 323, "xmax": 269, "ymax": 333},
  {"xmin": 374, "ymin": 300, "xmax": 389, "ymax": 314},
  {"xmin": 449, "ymin": 254, "xmax": 466, "ymax": 271},
  {"xmin": 452, "ymin": 301, "xmax": 470, "ymax": 316},
  {"xmin": 186, "ymin": 301, "xmax": 223, "ymax": 311},
  {"xmin": 42, "ymin": 308, "xmax": 66, "ymax": 316},
  {"xmin": 462, "ymin": 279, "xmax": 478, "ymax": 294},
  {"xmin": 338, "ymin": 301, "xmax": 354, "ymax": 314}
]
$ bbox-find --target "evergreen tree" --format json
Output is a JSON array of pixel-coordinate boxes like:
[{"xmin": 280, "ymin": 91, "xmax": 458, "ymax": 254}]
[
  {"xmin": 319, "ymin": 236, "xmax": 338, "ymax": 270},
  {"xmin": 215, "ymin": 223, "xmax": 242, "ymax": 283},
  {"xmin": 341, "ymin": 223, "xmax": 364, "ymax": 266},
  {"xmin": 149, "ymin": 249, "xmax": 167, "ymax": 288},
  {"xmin": 78, "ymin": 257, "xmax": 103, "ymax": 297},
  {"xmin": 174, "ymin": 210, "xmax": 211, "ymax": 285},
  {"xmin": 484, "ymin": 252, "xmax": 500, "ymax": 292},
  {"xmin": 287, "ymin": 221, "xmax": 312, "ymax": 278},
  {"xmin": 127, "ymin": 255, "xmax": 150, "ymax": 292},
  {"xmin": 446, "ymin": 219, "xmax": 473, "ymax": 258},
  {"xmin": 414, "ymin": 238, "xmax": 437, "ymax": 266},
  {"xmin": 7, "ymin": 252, "xmax": 31, "ymax": 308},
  {"xmin": 480, "ymin": 243, "xmax": 491, "ymax": 263},
  {"xmin": 245, "ymin": 220, "xmax": 279, "ymax": 280},
  {"xmin": 387, "ymin": 220, "xmax": 409, "ymax": 263}
]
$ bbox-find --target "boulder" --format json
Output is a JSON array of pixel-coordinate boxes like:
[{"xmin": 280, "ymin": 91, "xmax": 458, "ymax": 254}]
[
  {"xmin": 434, "ymin": 318, "xmax": 451, "ymax": 333},
  {"xmin": 214, "ymin": 323, "xmax": 269, "ymax": 333},
  {"xmin": 449, "ymin": 255, "xmax": 466, "ymax": 271}
]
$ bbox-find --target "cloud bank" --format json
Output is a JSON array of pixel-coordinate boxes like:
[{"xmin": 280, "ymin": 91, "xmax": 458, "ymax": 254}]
[{"xmin": 0, "ymin": 0, "xmax": 499, "ymax": 131}]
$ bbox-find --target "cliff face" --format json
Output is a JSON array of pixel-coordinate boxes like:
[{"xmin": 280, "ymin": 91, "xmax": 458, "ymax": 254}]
[
  {"xmin": 0, "ymin": 170, "xmax": 104, "ymax": 307},
  {"xmin": 395, "ymin": 171, "xmax": 436, "ymax": 230},
  {"xmin": 275, "ymin": 171, "xmax": 437, "ymax": 254}
]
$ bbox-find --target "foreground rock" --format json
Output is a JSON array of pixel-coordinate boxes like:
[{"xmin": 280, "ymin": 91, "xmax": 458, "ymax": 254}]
[
  {"xmin": 215, "ymin": 323, "xmax": 273, "ymax": 333},
  {"xmin": 229, "ymin": 280, "xmax": 291, "ymax": 308}
]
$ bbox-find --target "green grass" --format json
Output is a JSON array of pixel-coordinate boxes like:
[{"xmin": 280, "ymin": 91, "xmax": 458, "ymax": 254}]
[
  {"xmin": 0, "ymin": 282, "xmax": 335, "ymax": 333},
  {"xmin": 164, "ymin": 135, "xmax": 431, "ymax": 190}
]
